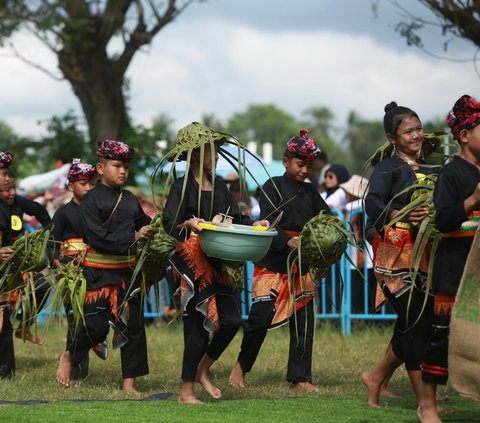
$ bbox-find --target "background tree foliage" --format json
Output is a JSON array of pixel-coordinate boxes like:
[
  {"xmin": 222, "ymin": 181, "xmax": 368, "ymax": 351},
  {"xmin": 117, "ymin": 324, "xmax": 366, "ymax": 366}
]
[
  {"xmin": 2, "ymin": 102, "xmax": 451, "ymax": 187},
  {"xmin": 385, "ymin": 1, "xmax": 480, "ymax": 52},
  {"xmin": 0, "ymin": 0, "xmax": 198, "ymax": 149}
]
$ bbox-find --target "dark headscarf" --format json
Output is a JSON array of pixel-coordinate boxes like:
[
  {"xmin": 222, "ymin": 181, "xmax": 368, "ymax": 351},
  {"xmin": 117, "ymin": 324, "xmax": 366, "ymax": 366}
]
[
  {"xmin": 284, "ymin": 129, "xmax": 321, "ymax": 162},
  {"xmin": 447, "ymin": 94, "xmax": 480, "ymax": 141},
  {"xmin": 97, "ymin": 140, "xmax": 135, "ymax": 162},
  {"xmin": 325, "ymin": 164, "xmax": 350, "ymax": 197},
  {"xmin": 67, "ymin": 158, "xmax": 97, "ymax": 182},
  {"xmin": 0, "ymin": 151, "xmax": 13, "ymax": 169}
]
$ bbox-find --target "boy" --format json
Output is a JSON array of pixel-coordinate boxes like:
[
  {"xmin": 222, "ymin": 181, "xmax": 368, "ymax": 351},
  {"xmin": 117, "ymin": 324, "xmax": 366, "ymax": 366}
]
[
  {"xmin": 56, "ymin": 140, "xmax": 152, "ymax": 393},
  {"xmin": 0, "ymin": 175, "xmax": 52, "ymax": 345},
  {"xmin": 53, "ymin": 159, "xmax": 98, "ymax": 381},
  {"xmin": 229, "ymin": 129, "xmax": 330, "ymax": 392},
  {"xmin": 417, "ymin": 94, "xmax": 480, "ymax": 423},
  {"xmin": 0, "ymin": 151, "xmax": 15, "ymax": 377},
  {"xmin": 163, "ymin": 126, "xmax": 268, "ymax": 404}
]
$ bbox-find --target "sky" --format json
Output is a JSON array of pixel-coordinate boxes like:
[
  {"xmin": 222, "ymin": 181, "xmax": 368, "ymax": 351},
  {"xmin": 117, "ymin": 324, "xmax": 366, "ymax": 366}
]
[{"xmin": 0, "ymin": 0, "xmax": 478, "ymax": 139}]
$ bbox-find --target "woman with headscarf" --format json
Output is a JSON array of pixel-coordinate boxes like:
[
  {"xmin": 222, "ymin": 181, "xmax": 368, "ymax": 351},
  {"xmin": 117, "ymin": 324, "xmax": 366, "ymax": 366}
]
[{"xmin": 321, "ymin": 164, "xmax": 350, "ymax": 210}]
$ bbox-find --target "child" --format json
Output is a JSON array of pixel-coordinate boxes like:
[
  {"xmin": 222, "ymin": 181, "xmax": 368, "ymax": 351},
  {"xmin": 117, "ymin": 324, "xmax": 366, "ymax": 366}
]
[
  {"xmin": 363, "ymin": 102, "xmax": 439, "ymax": 408},
  {"xmin": 229, "ymin": 129, "xmax": 330, "ymax": 392},
  {"xmin": 417, "ymin": 94, "xmax": 480, "ymax": 423},
  {"xmin": 0, "ymin": 175, "xmax": 52, "ymax": 345},
  {"xmin": 0, "ymin": 151, "xmax": 15, "ymax": 377},
  {"xmin": 163, "ymin": 136, "xmax": 268, "ymax": 404},
  {"xmin": 56, "ymin": 141, "xmax": 152, "ymax": 393},
  {"xmin": 53, "ymin": 159, "xmax": 98, "ymax": 382}
]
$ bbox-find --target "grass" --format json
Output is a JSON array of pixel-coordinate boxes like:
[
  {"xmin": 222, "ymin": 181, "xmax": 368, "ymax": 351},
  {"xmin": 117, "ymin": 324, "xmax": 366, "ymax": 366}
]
[{"xmin": 0, "ymin": 319, "xmax": 479, "ymax": 422}]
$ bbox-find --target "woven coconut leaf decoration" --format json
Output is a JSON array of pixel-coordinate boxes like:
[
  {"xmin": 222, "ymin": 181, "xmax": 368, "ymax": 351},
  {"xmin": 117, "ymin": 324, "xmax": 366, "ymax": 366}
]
[
  {"xmin": 298, "ymin": 212, "xmax": 350, "ymax": 281},
  {"xmin": 151, "ymin": 122, "xmax": 281, "ymax": 230},
  {"xmin": 0, "ymin": 225, "xmax": 52, "ymax": 293}
]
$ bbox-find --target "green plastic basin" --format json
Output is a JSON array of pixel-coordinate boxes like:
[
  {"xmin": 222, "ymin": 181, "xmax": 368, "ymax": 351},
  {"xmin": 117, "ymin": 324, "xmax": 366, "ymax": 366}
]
[{"xmin": 198, "ymin": 223, "xmax": 277, "ymax": 262}]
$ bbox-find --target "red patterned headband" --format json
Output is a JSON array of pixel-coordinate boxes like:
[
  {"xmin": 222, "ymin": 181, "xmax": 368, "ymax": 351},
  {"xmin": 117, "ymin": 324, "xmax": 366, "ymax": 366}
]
[
  {"xmin": 285, "ymin": 129, "xmax": 321, "ymax": 162},
  {"xmin": 0, "ymin": 151, "xmax": 13, "ymax": 169},
  {"xmin": 97, "ymin": 140, "xmax": 135, "ymax": 162},
  {"xmin": 67, "ymin": 159, "xmax": 97, "ymax": 182},
  {"xmin": 447, "ymin": 94, "xmax": 480, "ymax": 140}
]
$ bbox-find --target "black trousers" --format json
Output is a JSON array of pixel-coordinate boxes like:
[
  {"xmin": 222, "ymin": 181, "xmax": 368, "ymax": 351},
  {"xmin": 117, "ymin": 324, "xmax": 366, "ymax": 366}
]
[
  {"xmin": 181, "ymin": 293, "xmax": 241, "ymax": 381},
  {"xmin": 69, "ymin": 291, "xmax": 148, "ymax": 379},
  {"xmin": 384, "ymin": 285, "xmax": 433, "ymax": 371},
  {"xmin": 421, "ymin": 294, "xmax": 452, "ymax": 385},
  {"xmin": 238, "ymin": 299, "xmax": 315, "ymax": 383},
  {"xmin": 0, "ymin": 308, "xmax": 15, "ymax": 378}
]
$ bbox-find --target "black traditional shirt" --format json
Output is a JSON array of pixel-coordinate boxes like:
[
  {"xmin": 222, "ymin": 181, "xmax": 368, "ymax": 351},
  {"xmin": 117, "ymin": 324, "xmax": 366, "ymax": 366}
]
[
  {"xmin": 9, "ymin": 195, "xmax": 51, "ymax": 239},
  {"xmin": 256, "ymin": 173, "xmax": 331, "ymax": 274},
  {"xmin": 433, "ymin": 155, "xmax": 480, "ymax": 296},
  {"xmin": 80, "ymin": 183, "xmax": 151, "ymax": 289},
  {"xmin": 0, "ymin": 198, "xmax": 12, "ymax": 248},
  {"xmin": 163, "ymin": 173, "xmax": 253, "ymax": 240},
  {"xmin": 52, "ymin": 200, "xmax": 84, "ymax": 262},
  {"xmin": 366, "ymin": 156, "xmax": 440, "ymax": 233}
]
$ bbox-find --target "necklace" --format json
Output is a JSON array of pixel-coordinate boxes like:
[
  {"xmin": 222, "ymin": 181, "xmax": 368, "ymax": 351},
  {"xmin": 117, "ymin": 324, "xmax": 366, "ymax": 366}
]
[{"xmin": 396, "ymin": 154, "xmax": 416, "ymax": 166}]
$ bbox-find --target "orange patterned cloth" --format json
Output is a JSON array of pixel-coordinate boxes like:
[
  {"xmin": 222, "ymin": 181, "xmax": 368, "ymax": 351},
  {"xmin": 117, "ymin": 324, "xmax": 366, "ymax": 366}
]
[
  {"xmin": 84, "ymin": 280, "xmax": 127, "ymax": 322},
  {"xmin": 172, "ymin": 236, "xmax": 231, "ymax": 333},
  {"xmin": 252, "ymin": 265, "xmax": 315, "ymax": 329},
  {"xmin": 434, "ymin": 292, "xmax": 455, "ymax": 315},
  {"xmin": 372, "ymin": 226, "xmax": 429, "ymax": 309}
]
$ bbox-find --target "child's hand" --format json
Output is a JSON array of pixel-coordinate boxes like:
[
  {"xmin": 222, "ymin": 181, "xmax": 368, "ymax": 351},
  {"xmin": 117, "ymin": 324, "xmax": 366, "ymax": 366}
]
[
  {"xmin": 185, "ymin": 218, "xmax": 205, "ymax": 234},
  {"xmin": 287, "ymin": 237, "xmax": 298, "ymax": 249},
  {"xmin": 252, "ymin": 220, "xmax": 269, "ymax": 227},
  {"xmin": 136, "ymin": 225, "xmax": 153, "ymax": 241},
  {"xmin": 0, "ymin": 248, "xmax": 13, "ymax": 263},
  {"xmin": 407, "ymin": 207, "xmax": 429, "ymax": 226}
]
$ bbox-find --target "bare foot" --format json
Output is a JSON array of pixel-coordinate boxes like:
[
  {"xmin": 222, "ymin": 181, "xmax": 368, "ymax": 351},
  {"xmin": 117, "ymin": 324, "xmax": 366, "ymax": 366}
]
[
  {"xmin": 436, "ymin": 392, "xmax": 449, "ymax": 402},
  {"xmin": 178, "ymin": 382, "xmax": 203, "ymax": 404},
  {"xmin": 417, "ymin": 404, "xmax": 442, "ymax": 423},
  {"xmin": 380, "ymin": 387, "xmax": 401, "ymax": 398},
  {"xmin": 228, "ymin": 361, "xmax": 246, "ymax": 388},
  {"xmin": 122, "ymin": 377, "xmax": 141, "ymax": 396},
  {"xmin": 290, "ymin": 381, "xmax": 320, "ymax": 393},
  {"xmin": 15, "ymin": 329, "xmax": 44, "ymax": 345},
  {"xmin": 437, "ymin": 405, "xmax": 454, "ymax": 414},
  {"xmin": 362, "ymin": 371, "xmax": 381, "ymax": 407},
  {"xmin": 197, "ymin": 368, "xmax": 221, "ymax": 399},
  {"xmin": 178, "ymin": 393, "xmax": 203, "ymax": 404},
  {"xmin": 56, "ymin": 351, "xmax": 72, "ymax": 388},
  {"xmin": 196, "ymin": 355, "xmax": 222, "ymax": 400}
]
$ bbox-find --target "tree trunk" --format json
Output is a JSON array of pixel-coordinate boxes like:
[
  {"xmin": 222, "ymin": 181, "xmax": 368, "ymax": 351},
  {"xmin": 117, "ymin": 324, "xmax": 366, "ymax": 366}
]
[{"xmin": 58, "ymin": 47, "xmax": 127, "ymax": 152}]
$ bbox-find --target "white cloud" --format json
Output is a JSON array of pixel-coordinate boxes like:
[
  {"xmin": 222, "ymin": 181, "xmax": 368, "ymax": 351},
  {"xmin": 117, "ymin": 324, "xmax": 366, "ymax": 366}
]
[{"xmin": 0, "ymin": 18, "xmax": 478, "ymax": 140}]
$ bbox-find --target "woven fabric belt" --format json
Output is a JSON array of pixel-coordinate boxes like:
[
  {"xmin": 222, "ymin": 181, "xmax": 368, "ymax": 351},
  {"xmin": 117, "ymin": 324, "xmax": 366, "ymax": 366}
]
[
  {"xmin": 64, "ymin": 237, "xmax": 87, "ymax": 256},
  {"xmin": 445, "ymin": 211, "xmax": 480, "ymax": 238},
  {"xmin": 84, "ymin": 248, "xmax": 136, "ymax": 269}
]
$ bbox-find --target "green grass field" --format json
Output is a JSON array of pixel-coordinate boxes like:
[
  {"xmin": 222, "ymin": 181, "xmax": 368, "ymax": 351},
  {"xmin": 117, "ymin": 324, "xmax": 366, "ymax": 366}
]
[{"xmin": 0, "ymin": 320, "xmax": 478, "ymax": 422}]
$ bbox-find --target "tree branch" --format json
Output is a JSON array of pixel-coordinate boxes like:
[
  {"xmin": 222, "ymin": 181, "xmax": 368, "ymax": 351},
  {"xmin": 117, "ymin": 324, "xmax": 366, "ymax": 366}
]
[
  {"xmin": 114, "ymin": 0, "xmax": 195, "ymax": 75},
  {"xmin": 98, "ymin": 0, "xmax": 132, "ymax": 46},
  {"xmin": 1, "ymin": 41, "xmax": 63, "ymax": 81}
]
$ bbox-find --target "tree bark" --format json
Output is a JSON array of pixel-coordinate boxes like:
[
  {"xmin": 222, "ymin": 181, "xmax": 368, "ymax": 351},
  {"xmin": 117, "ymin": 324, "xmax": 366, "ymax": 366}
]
[{"xmin": 58, "ymin": 48, "xmax": 126, "ymax": 148}]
